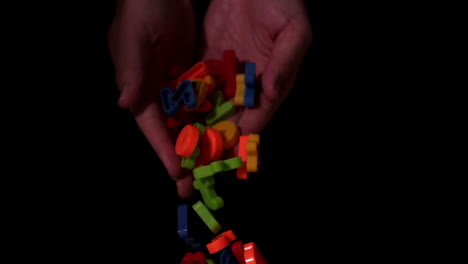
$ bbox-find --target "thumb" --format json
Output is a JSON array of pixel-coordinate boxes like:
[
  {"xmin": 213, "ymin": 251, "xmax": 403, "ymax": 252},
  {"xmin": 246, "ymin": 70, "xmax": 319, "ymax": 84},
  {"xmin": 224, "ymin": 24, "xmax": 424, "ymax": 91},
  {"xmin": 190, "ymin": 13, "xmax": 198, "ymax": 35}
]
[
  {"xmin": 238, "ymin": 19, "xmax": 313, "ymax": 134},
  {"xmin": 108, "ymin": 12, "xmax": 150, "ymax": 108},
  {"xmin": 262, "ymin": 18, "xmax": 313, "ymax": 104}
]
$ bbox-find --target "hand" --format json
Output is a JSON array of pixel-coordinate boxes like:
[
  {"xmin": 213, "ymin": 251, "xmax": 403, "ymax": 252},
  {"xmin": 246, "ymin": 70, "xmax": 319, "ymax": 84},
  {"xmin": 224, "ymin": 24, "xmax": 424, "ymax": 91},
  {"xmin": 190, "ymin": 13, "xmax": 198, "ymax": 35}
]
[
  {"xmin": 199, "ymin": 0, "xmax": 313, "ymax": 134},
  {"xmin": 108, "ymin": 0, "xmax": 197, "ymax": 198}
]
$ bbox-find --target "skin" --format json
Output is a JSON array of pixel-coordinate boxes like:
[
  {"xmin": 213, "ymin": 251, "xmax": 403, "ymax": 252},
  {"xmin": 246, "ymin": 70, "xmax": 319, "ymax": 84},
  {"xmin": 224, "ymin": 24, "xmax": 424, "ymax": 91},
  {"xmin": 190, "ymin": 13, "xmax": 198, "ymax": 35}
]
[
  {"xmin": 108, "ymin": 0, "xmax": 312, "ymax": 198},
  {"xmin": 200, "ymin": 0, "xmax": 313, "ymax": 135}
]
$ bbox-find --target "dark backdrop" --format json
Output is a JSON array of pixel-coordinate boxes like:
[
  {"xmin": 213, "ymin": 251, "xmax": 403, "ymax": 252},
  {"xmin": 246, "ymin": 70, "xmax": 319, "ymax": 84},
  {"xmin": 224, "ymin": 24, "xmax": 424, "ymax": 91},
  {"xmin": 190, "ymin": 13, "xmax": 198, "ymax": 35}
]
[{"xmin": 14, "ymin": 1, "xmax": 403, "ymax": 263}]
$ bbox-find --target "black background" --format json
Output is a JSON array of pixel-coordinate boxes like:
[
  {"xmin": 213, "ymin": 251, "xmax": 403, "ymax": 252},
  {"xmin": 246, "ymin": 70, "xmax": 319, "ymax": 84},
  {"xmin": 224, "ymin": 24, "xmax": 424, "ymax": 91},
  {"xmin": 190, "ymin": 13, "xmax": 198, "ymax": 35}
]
[{"xmin": 7, "ymin": 1, "xmax": 411, "ymax": 263}]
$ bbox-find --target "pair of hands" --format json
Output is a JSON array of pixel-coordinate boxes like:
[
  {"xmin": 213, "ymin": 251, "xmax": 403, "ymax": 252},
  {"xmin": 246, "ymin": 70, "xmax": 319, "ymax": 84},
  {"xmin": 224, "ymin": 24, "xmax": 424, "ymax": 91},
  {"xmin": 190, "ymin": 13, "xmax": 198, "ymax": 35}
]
[{"xmin": 108, "ymin": 0, "xmax": 312, "ymax": 198}]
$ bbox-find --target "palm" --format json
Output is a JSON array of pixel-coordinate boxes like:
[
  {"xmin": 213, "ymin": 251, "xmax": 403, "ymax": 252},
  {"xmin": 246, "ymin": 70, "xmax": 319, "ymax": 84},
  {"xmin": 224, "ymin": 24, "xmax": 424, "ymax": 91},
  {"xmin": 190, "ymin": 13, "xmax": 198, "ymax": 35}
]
[
  {"xmin": 200, "ymin": 0, "xmax": 284, "ymax": 77},
  {"xmin": 109, "ymin": 0, "xmax": 196, "ymax": 104},
  {"xmin": 108, "ymin": 0, "xmax": 198, "ymax": 198},
  {"xmin": 199, "ymin": 0, "xmax": 310, "ymax": 135}
]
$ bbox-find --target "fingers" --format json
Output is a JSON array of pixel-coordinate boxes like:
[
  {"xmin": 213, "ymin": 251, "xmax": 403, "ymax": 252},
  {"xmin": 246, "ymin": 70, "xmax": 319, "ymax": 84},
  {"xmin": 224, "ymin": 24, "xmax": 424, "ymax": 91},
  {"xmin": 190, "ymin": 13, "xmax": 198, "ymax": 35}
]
[
  {"xmin": 262, "ymin": 16, "xmax": 313, "ymax": 100},
  {"xmin": 132, "ymin": 101, "xmax": 180, "ymax": 178},
  {"xmin": 238, "ymin": 18, "xmax": 313, "ymax": 134},
  {"xmin": 108, "ymin": 7, "xmax": 150, "ymax": 109},
  {"xmin": 131, "ymin": 55, "xmax": 194, "ymax": 198},
  {"xmin": 176, "ymin": 176, "xmax": 195, "ymax": 198},
  {"xmin": 132, "ymin": 100, "xmax": 194, "ymax": 198},
  {"xmin": 108, "ymin": 2, "xmax": 198, "ymax": 198}
]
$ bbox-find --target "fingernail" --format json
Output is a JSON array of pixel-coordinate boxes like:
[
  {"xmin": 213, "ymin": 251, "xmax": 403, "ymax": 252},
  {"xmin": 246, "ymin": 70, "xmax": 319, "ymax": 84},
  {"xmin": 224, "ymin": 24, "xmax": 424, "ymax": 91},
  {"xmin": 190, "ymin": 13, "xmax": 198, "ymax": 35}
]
[
  {"xmin": 117, "ymin": 85, "xmax": 129, "ymax": 108},
  {"xmin": 176, "ymin": 177, "xmax": 194, "ymax": 198}
]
